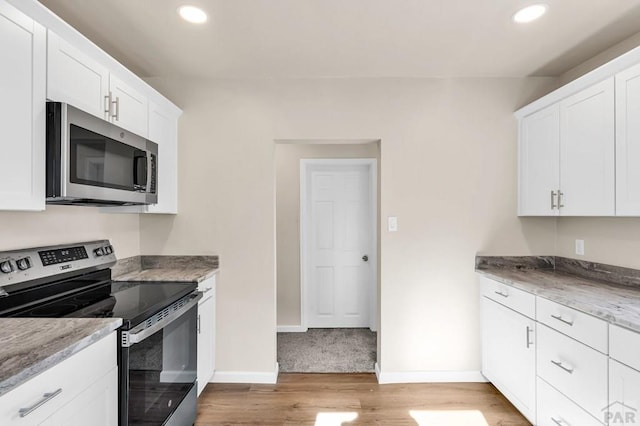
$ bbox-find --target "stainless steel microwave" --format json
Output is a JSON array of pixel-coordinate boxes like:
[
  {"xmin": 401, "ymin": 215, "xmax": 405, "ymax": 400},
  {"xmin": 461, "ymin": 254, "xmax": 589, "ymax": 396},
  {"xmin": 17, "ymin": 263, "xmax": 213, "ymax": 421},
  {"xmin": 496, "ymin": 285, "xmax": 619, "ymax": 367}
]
[{"xmin": 46, "ymin": 102, "xmax": 158, "ymax": 206}]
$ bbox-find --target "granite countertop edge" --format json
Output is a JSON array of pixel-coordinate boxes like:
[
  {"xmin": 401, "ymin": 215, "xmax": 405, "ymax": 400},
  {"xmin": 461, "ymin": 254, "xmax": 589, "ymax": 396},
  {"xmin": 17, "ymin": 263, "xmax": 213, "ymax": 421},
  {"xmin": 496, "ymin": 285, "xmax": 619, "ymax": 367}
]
[
  {"xmin": 0, "ymin": 318, "xmax": 122, "ymax": 397},
  {"xmin": 112, "ymin": 267, "xmax": 219, "ymax": 283},
  {"xmin": 476, "ymin": 267, "xmax": 640, "ymax": 334}
]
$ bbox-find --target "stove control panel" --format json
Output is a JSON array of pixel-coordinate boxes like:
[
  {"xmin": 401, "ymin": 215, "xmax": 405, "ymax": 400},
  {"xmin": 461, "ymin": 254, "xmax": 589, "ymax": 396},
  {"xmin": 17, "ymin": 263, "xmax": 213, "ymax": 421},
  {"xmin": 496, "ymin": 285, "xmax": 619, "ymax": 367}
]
[{"xmin": 0, "ymin": 240, "xmax": 116, "ymax": 290}]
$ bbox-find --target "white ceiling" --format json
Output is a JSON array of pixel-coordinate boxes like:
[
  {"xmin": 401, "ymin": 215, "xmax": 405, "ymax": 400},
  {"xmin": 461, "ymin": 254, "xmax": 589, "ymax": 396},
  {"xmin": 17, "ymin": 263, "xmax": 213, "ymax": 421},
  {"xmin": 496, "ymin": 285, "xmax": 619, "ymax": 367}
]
[{"xmin": 38, "ymin": 0, "xmax": 640, "ymax": 79}]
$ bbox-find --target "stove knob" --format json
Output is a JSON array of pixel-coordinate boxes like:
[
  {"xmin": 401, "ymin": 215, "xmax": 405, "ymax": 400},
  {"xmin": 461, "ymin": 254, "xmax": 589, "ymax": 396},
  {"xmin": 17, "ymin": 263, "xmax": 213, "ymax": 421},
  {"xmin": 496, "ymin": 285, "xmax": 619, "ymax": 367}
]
[
  {"xmin": 0, "ymin": 261, "xmax": 14, "ymax": 274},
  {"xmin": 107, "ymin": 245, "xmax": 114, "ymax": 255},
  {"xmin": 16, "ymin": 258, "xmax": 31, "ymax": 271},
  {"xmin": 94, "ymin": 248, "xmax": 105, "ymax": 257}
]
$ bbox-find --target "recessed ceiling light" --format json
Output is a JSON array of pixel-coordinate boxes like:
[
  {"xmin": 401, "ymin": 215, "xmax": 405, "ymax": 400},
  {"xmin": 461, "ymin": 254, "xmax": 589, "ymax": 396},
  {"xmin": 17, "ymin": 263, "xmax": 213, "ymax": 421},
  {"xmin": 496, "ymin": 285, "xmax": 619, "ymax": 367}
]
[
  {"xmin": 513, "ymin": 4, "xmax": 548, "ymax": 23},
  {"xmin": 178, "ymin": 5, "xmax": 208, "ymax": 24}
]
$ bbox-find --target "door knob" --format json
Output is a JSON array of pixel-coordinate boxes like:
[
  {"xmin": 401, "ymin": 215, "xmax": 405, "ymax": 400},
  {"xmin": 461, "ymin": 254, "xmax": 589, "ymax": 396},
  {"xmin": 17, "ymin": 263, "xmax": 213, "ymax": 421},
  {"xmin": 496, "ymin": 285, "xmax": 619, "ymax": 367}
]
[{"xmin": 362, "ymin": 255, "xmax": 368, "ymax": 262}]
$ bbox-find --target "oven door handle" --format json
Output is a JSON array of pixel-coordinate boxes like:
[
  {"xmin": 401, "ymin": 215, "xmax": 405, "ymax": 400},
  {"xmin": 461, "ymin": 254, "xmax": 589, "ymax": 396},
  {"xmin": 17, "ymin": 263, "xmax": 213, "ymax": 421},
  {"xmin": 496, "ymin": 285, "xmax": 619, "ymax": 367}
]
[{"xmin": 121, "ymin": 292, "xmax": 202, "ymax": 347}]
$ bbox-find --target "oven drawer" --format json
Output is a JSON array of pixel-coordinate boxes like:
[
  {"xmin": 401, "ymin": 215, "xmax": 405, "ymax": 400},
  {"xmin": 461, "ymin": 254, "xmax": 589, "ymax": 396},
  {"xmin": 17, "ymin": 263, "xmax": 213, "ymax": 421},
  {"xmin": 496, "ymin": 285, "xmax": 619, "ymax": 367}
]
[
  {"xmin": 536, "ymin": 377, "xmax": 603, "ymax": 426},
  {"xmin": 537, "ymin": 324, "xmax": 608, "ymax": 420},
  {"xmin": 479, "ymin": 275, "xmax": 535, "ymax": 318},
  {"xmin": 537, "ymin": 297, "xmax": 608, "ymax": 353},
  {"xmin": 0, "ymin": 332, "xmax": 116, "ymax": 425}
]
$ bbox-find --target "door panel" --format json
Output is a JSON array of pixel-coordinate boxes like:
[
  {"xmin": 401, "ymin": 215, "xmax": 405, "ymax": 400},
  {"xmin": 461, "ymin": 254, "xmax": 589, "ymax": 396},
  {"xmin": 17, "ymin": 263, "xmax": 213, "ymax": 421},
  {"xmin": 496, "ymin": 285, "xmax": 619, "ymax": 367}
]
[
  {"xmin": 306, "ymin": 164, "xmax": 373, "ymax": 328},
  {"xmin": 560, "ymin": 78, "xmax": 615, "ymax": 216}
]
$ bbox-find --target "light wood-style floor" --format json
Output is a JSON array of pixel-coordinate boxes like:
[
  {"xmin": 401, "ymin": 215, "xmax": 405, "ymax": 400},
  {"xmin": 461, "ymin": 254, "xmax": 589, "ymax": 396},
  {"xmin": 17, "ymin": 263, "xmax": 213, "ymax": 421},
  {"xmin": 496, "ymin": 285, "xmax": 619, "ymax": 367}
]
[{"xmin": 196, "ymin": 374, "xmax": 530, "ymax": 425}]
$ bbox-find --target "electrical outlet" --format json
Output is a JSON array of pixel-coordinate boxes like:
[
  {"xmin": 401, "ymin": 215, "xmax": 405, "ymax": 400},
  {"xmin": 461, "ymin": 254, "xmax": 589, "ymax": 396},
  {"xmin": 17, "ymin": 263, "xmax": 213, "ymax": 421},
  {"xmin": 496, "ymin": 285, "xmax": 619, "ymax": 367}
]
[
  {"xmin": 388, "ymin": 216, "xmax": 398, "ymax": 232},
  {"xmin": 575, "ymin": 239, "xmax": 585, "ymax": 256}
]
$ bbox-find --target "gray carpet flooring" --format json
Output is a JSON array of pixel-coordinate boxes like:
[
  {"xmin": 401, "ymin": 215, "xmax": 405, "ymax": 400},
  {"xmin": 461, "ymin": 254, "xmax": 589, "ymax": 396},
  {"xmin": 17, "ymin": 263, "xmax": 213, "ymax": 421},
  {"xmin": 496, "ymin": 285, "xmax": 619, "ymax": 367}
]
[{"xmin": 277, "ymin": 328, "xmax": 377, "ymax": 373}]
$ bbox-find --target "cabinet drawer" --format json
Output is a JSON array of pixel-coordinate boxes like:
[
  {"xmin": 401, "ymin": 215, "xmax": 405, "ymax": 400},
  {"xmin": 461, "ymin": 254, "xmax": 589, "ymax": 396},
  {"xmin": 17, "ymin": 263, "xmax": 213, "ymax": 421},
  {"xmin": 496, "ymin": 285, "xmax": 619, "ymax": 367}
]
[
  {"xmin": 537, "ymin": 297, "xmax": 608, "ymax": 353},
  {"xmin": 0, "ymin": 332, "xmax": 116, "ymax": 425},
  {"xmin": 610, "ymin": 324, "xmax": 640, "ymax": 371},
  {"xmin": 537, "ymin": 324, "xmax": 608, "ymax": 420},
  {"xmin": 537, "ymin": 377, "xmax": 603, "ymax": 426},
  {"xmin": 609, "ymin": 359, "xmax": 640, "ymax": 425},
  {"xmin": 198, "ymin": 275, "xmax": 216, "ymax": 296},
  {"xmin": 479, "ymin": 276, "xmax": 535, "ymax": 318}
]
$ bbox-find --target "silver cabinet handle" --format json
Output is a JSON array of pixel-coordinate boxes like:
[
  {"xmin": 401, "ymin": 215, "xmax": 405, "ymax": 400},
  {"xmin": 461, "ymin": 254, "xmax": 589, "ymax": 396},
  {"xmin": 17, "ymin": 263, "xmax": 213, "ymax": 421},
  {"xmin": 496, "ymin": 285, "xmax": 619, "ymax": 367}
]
[
  {"xmin": 551, "ymin": 314, "xmax": 574, "ymax": 326},
  {"xmin": 494, "ymin": 290, "xmax": 508, "ymax": 298},
  {"xmin": 551, "ymin": 190, "xmax": 557, "ymax": 209},
  {"xmin": 558, "ymin": 190, "xmax": 565, "ymax": 208},
  {"xmin": 19, "ymin": 388, "xmax": 62, "ymax": 417},
  {"xmin": 197, "ymin": 313, "xmax": 201, "ymax": 334},
  {"xmin": 551, "ymin": 417, "xmax": 568, "ymax": 426},
  {"xmin": 551, "ymin": 360, "xmax": 574, "ymax": 374},
  {"xmin": 526, "ymin": 326, "xmax": 533, "ymax": 348},
  {"xmin": 104, "ymin": 92, "xmax": 112, "ymax": 115},
  {"xmin": 112, "ymin": 96, "xmax": 120, "ymax": 121},
  {"xmin": 202, "ymin": 287, "xmax": 214, "ymax": 294}
]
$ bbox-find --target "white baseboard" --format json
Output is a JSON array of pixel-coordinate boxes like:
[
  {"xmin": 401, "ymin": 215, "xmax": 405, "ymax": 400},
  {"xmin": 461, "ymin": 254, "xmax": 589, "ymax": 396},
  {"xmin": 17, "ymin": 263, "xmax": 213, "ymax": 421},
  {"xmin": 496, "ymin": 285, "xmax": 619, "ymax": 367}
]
[
  {"xmin": 211, "ymin": 363, "xmax": 279, "ymax": 384},
  {"xmin": 374, "ymin": 363, "xmax": 487, "ymax": 384},
  {"xmin": 277, "ymin": 325, "xmax": 308, "ymax": 332}
]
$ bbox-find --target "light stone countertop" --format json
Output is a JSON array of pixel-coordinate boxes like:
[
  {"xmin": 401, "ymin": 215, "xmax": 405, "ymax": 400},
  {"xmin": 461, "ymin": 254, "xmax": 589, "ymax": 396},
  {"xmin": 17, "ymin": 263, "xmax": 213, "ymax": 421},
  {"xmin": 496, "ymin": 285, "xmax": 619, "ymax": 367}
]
[
  {"xmin": 113, "ymin": 267, "xmax": 218, "ymax": 283},
  {"xmin": 477, "ymin": 266, "xmax": 640, "ymax": 333},
  {"xmin": 111, "ymin": 255, "xmax": 219, "ymax": 283},
  {"xmin": 0, "ymin": 318, "xmax": 122, "ymax": 397}
]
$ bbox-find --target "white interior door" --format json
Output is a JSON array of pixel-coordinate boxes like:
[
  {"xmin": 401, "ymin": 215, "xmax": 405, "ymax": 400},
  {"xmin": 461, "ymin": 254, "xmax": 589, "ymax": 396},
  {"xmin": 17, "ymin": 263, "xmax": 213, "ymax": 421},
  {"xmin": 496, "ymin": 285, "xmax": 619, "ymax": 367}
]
[{"xmin": 303, "ymin": 161, "xmax": 375, "ymax": 329}]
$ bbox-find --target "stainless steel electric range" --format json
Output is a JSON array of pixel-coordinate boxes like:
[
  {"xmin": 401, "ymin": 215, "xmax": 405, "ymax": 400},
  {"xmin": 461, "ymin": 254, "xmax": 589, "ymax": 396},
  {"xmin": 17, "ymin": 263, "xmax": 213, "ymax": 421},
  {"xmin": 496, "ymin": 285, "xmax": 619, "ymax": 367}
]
[{"xmin": 0, "ymin": 240, "xmax": 201, "ymax": 426}]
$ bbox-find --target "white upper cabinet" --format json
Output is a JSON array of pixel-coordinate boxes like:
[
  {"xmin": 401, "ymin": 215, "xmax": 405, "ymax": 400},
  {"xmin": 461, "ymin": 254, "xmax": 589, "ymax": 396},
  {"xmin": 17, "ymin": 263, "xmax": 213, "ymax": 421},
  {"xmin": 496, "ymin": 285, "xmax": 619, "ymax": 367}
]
[
  {"xmin": 47, "ymin": 30, "xmax": 109, "ymax": 119},
  {"xmin": 518, "ymin": 104, "xmax": 560, "ymax": 216},
  {"xmin": 47, "ymin": 30, "xmax": 150, "ymax": 138},
  {"xmin": 0, "ymin": 2, "xmax": 46, "ymax": 211},
  {"xmin": 147, "ymin": 100, "xmax": 178, "ymax": 214},
  {"xmin": 108, "ymin": 74, "xmax": 148, "ymax": 138},
  {"xmin": 517, "ymin": 78, "xmax": 615, "ymax": 216},
  {"xmin": 559, "ymin": 78, "xmax": 615, "ymax": 216},
  {"xmin": 616, "ymin": 62, "xmax": 640, "ymax": 216}
]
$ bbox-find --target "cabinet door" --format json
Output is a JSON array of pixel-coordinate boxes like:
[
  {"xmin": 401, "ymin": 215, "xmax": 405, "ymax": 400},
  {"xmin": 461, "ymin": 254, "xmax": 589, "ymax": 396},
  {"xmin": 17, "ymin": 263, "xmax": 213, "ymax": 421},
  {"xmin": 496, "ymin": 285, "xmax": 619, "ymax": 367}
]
[
  {"xmin": 560, "ymin": 78, "xmax": 615, "ymax": 216},
  {"xmin": 47, "ymin": 31, "xmax": 109, "ymax": 120},
  {"xmin": 481, "ymin": 297, "xmax": 535, "ymax": 423},
  {"xmin": 0, "ymin": 2, "xmax": 46, "ymax": 211},
  {"xmin": 616, "ymin": 63, "xmax": 640, "ymax": 216},
  {"xmin": 48, "ymin": 368, "xmax": 118, "ymax": 426},
  {"xmin": 609, "ymin": 360, "xmax": 640, "ymax": 426},
  {"xmin": 197, "ymin": 294, "xmax": 216, "ymax": 396},
  {"xmin": 109, "ymin": 74, "xmax": 148, "ymax": 138},
  {"xmin": 147, "ymin": 100, "xmax": 178, "ymax": 214},
  {"xmin": 518, "ymin": 103, "xmax": 560, "ymax": 216}
]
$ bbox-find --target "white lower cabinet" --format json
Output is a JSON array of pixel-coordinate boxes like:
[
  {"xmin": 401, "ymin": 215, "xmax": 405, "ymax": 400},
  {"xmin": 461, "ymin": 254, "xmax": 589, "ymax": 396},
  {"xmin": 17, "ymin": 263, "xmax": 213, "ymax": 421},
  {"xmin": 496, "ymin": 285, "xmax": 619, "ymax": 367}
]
[
  {"xmin": 536, "ymin": 377, "xmax": 602, "ymax": 426},
  {"xmin": 481, "ymin": 296, "xmax": 536, "ymax": 423},
  {"xmin": 536, "ymin": 325, "xmax": 608, "ymax": 421},
  {"xmin": 0, "ymin": 332, "xmax": 117, "ymax": 426},
  {"xmin": 609, "ymin": 360, "xmax": 640, "ymax": 426},
  {"xmin": 197, "ymin": 276, "xmax": 217, "ymax": 396}
]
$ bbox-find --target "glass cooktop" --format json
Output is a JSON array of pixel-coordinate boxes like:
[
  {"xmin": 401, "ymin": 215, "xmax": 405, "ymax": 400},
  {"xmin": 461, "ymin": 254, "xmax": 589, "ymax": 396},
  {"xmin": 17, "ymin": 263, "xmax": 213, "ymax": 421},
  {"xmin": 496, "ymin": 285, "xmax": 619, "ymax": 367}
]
[{"xmin": 0, "ymin": 269, "xmax": 196, "ymax": 329}]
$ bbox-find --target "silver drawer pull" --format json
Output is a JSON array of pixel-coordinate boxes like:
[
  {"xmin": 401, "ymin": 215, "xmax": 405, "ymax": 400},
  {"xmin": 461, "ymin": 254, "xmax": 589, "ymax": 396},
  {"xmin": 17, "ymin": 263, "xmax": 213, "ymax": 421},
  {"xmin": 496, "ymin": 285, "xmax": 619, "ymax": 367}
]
[
  {"xmin": 526, "ymin": 326, "xmax": 533, "ymax": 349},
  {"xmin": 551, "ymin": 314, "xmax": 574, "ymax": 326},
  {"xmin": 202, "ymin": 287, "xmax": 214, "ymax": 293},
  {"xmin": 551, "ymin": 360, "xmax": 574, "ymax": 374},
  {"xmin": 551, "ymin": 417, "xmax": 569, "ymax": 426},
  {"xmin": 19, "ymin": 388, "xmax": 62, "ymax": 417},
  {"xmin": 494, "ymin": 290, "xmax": 509, "ymax": 298}
]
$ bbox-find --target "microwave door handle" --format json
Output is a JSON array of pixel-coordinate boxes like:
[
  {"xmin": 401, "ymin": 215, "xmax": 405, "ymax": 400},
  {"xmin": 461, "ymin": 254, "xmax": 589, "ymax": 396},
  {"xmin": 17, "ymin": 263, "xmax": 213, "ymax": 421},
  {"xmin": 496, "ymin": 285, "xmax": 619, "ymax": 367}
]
[
  {"xmin": 147, "ymin": 152, "xmax": 154, "ymax": 194},
  {"xmin": 133, "ymin": 153, "xmax": 147, "ymax": 191},
  {"xmin": 122, "ymin": 292, "xmax": 203, "ymax": 347}
]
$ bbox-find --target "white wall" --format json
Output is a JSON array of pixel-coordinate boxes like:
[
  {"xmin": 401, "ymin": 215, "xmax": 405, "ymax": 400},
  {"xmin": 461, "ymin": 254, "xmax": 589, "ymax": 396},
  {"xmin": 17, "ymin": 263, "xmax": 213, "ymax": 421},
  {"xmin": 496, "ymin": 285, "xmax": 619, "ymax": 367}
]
[
  {"xmin": 140, "ymin": 76, "xmax": 558, "ymax": 377},
  {"xmin": 0, "ymin": 206, "xmax": 140, "ymax": 257},
  {"xmin": 275, "ymin": 143, "xmax": 379, "ymax": 327}
]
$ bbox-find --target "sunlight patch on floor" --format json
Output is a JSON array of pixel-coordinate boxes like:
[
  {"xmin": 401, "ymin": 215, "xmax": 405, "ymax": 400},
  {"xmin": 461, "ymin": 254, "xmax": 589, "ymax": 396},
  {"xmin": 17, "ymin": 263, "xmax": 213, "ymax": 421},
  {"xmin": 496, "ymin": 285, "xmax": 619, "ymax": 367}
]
[
  {"xmin": 314, "ymin": 412, "xmax": 358, "ymax": 425},
  {"xmin": 409, "ymin": 409, "xmax": 489, "ymax": 425}
]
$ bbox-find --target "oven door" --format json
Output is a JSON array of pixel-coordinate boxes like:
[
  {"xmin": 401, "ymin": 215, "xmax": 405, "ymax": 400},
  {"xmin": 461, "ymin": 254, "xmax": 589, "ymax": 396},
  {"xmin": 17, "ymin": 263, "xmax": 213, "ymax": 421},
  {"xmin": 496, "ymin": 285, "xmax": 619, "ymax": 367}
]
[{"xmin": 120, "ymin": 292, "xmax": 202, "ymax": 426}]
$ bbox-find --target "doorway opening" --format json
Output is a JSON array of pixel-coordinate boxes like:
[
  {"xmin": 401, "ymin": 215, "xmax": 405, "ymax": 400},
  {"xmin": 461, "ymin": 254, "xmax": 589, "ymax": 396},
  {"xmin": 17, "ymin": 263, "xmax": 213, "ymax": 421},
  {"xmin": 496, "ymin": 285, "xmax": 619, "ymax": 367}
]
[{"xmin": 274, "ymin": 141, "xmax": 380, "ymax": 373}]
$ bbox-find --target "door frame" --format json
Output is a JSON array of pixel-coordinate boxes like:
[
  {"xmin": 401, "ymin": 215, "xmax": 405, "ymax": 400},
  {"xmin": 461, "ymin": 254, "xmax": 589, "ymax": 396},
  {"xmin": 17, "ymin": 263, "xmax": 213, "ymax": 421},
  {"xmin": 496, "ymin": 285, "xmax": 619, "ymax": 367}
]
[{"xmin": 300, "ymin": 158, "xmax": 378, "ymax": 331}]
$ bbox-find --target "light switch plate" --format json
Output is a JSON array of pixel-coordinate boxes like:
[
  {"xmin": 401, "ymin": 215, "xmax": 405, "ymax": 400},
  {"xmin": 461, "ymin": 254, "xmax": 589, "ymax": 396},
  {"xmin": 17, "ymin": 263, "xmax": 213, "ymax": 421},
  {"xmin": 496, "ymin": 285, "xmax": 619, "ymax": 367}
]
[
  {"xmin": 388, "ymin": 216, "xmax": 398, "ymax": 232},
  {"xmin": 575, "ymin": 239, "xmax": 585, "ymax": 256}
]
